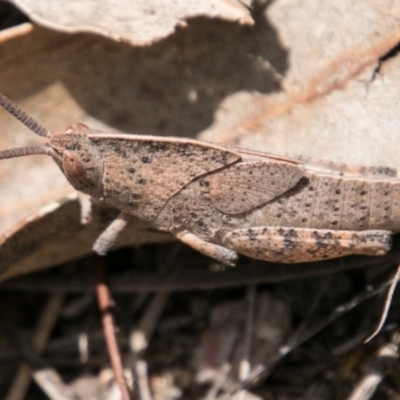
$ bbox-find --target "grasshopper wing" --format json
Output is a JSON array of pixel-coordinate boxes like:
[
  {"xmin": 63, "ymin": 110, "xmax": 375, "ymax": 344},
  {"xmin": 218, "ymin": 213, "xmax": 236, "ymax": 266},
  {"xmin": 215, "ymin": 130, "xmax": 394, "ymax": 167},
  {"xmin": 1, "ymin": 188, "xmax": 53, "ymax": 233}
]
[
  {"xmin": 207, "ymin": 161, "xmax": 304, "ymax": 215},
  {"xmin": 89, "ymin": 135, "xmax": 240, "ymax": 219}
]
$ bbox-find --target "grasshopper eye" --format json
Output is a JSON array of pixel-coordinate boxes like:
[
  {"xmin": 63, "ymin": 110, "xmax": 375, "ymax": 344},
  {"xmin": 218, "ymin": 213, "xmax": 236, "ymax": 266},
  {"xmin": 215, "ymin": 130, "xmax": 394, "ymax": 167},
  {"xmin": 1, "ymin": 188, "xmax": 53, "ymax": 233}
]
[
  {"xmin": 62, "ymin": 150, "xmax": 85, "ymax": 180},
  {"xmin": 61, "ymin": 146, "xmax": 104, "ymax": 196},
  {"xmin": 65, "ymin": 123, "xmax": 90, "ymax": 134}
]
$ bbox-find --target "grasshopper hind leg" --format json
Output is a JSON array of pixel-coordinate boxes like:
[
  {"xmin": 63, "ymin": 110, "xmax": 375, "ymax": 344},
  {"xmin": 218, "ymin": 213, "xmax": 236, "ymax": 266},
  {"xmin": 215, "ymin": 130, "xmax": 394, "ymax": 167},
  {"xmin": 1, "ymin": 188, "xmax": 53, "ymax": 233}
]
[
  {"xmin": 223, "ymin": 227, "xmax": 392, "ymax": 263},
  {"xmin": 176, "ymin": 231, "xmax": 238, "ymax": 266}
]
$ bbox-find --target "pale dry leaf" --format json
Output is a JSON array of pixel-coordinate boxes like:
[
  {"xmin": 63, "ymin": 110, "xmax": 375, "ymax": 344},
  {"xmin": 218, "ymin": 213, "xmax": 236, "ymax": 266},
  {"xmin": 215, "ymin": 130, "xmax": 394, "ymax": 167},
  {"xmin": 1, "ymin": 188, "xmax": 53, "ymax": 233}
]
[
  {"xmin": 1, "ymin": 0, "xmax": 400, "ymax": 280},
  {"xmin": 269, "ymin": 0, "xmax": 400, "ymax": 96},
  {"xmin": 200, "ymin": 0, "xmax": 400, "ymax": 167},
  {"xmin": 0, "ymin": 195, "xmax": 171, "ymax": 282},
  {"xmin": 204, "ymin": 55, "xmax": 400, "ymax": 169},
  {"xmin": 0, "ymin": 14, "xmax": 282, "ymax": 242},
  {"xmin": 9, "ymin": 0, "xmax": 254, "ymax": 45},
  {"xmin": 0, "ymin": 20, "xmax": 268, "ymax": 278}
]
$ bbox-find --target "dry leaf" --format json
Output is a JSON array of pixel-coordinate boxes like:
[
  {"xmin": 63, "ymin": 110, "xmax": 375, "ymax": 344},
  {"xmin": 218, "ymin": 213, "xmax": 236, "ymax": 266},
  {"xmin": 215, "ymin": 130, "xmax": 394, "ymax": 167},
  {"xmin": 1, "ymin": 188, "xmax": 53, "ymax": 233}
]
[
  {"xmin": 0, "ymin": 195, "xmax": 171, "ymax": 281},
  {"xmin": 210, "ymin": 57, "xmax": 400, "ymax": 168},
  {"xmin": 0, "ymin": 14, "xmax": 283, "ymax": 269},
  {"xmin": 1, "ymin": 0, "xmax": 400, "ymax": 280},
  {"xmin": 200, "ymin": 0, "xmax": 400, "ymax": 168},
  {"xmin": 9, "ymin": 0, "xmax": 253, "ymax": 45}
]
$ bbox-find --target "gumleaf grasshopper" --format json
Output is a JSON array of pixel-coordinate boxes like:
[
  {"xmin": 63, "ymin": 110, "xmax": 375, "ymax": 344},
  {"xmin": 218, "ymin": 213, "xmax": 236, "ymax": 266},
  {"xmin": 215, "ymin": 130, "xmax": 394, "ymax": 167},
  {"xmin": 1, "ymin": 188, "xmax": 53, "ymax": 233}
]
[{"xmin": 0, "ymin": 93, "xmax": 395, "ymax": 266}]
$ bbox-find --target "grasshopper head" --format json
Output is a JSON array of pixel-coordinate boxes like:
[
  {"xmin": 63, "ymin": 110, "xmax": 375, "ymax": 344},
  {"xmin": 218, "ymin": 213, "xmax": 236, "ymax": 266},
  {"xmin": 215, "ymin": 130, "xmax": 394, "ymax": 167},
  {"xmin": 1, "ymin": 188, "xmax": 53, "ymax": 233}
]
[
  {"xmin": 48, "ymin": 123, "xmax": 104, "ymax": 197},
  {"xmin": 0, "ymin": 92, "xmax": 104, "ymax": 198}
]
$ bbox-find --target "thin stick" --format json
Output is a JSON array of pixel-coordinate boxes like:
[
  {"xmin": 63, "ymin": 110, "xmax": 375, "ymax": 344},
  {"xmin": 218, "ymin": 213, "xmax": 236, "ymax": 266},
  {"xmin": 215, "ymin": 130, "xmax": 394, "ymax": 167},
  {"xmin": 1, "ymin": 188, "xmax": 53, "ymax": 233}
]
[
  {"xmin": 95, "ymin": 256, "xmax": 131, "ymax": 400},
  {"xmin": 227, "ymin": 272, "xmax": 399, "ymax": 396},
  {"xmin": 236, "ymin": 286, "xmax": 256, "ymax": 400},
  {"xmin": 4, "ymin": 254, "xmax": 398, "ymax": 294},
  {"xmin": 347, "ymin": 332, "xmax": 400, "ymax": 400},
  {"xmin": 203, "ymin": 364, "xmax": 231, "ymax": 400},
  {"xmin": 0, "ymin": 92, "xmax": 50, "ymax": 138},
  {"xmin": 239, "ymin": 286, "xmax": 256, "ymax": 382},
  {"xmin": 365, "ymin": 262, "xmax": 400, "ymax": 343},
  {"xmin": 129, "ymin": 292, "xmax": 169, "ymax": 399},
  {"xmin": 33, "ymin": 369, "xmax": 72, "ymax": 400},
  {"xmin": 5, "ymin": 293, "xmax": 65, "ymax": 400},
  {"xmin": 134, "ymin": 361, "xmax": 153, "ymax": 400}
]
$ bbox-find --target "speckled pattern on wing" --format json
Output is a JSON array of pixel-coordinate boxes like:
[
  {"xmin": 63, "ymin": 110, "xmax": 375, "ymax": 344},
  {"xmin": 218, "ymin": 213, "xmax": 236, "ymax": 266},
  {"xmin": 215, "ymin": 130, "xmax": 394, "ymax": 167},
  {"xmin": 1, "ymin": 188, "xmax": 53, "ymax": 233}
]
[
  {"xmin": 91, "ymin": 137, "xmax": 240, "ymax": 220},
  {"xmin": 205, "ymin": 161, "xmax": 304, "ymax": 215},
  {"xmin": 223, "ymin": 227, "xmax": 392, "ymax": 263},
  {"xmin": 260, "ymin": 173, "xmax": 400, "ymax": 232}
]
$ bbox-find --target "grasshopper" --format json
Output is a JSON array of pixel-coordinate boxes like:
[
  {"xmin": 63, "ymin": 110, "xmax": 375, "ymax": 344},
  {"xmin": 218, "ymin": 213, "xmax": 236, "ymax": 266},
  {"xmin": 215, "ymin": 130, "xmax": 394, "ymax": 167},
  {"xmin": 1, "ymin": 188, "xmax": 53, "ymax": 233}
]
[{"xmin": 0, "ymin": 93, "xmax": 396, "ymax": 266}]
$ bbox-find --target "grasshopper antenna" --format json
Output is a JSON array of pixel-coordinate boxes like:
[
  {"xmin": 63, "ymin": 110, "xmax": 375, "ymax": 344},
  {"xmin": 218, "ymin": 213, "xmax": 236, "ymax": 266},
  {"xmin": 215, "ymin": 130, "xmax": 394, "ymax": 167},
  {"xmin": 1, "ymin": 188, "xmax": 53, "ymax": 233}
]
[
  {"xmin": 0, "ymin": 146, "xmax": 53, "ymax": 159},
  {"xmin": 0, "ymin": 92, "xmax": 50, "ymax": 138},
  {"xmin": 0, "ymin": 92, "xmax": 53, "ymax": 160}
]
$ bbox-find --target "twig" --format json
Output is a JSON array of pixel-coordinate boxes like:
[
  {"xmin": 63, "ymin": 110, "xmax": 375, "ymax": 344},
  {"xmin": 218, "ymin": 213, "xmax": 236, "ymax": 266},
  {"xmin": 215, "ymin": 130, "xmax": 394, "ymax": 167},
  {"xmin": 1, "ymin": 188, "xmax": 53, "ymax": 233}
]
[
  {"xmin": 227, "ymin": 271, "xmax": 400, "ymax": 396},
  {"xmin": 33, "ymin": 368, "xmax": 72, "ymax": 400},
  {"xmin": 131, "ymin": 292, "xmax": 170, "ymax": 355},
  {"xmin": 3, "ymin": 253, "xmax": 399, "ymax": 293},
  {"xmin": 135, "ymin": 360, "xmax": 153, "ymax": 400},
  {"xmin": 365, "ymin": 262, "xmax": 400, "ymax": 342},
  {"xmin": 203, "ymin": 364, "xmax": 231, "ymax": 400},
  {"xmin": 347, "ymin": 332, "xmax": 400, "ymax": 400},
  {"xmin": 95, "ymin": 256, "xmax": 131, "ymax": 400},
  {"xmin": 129, "ymin": 292, "xmax": 169, "ymax": 399},
  {"xmin": 233, "ymin": 286, "xmax": 256, "ymax": 400},
  {"xmin": 5, "ymin": 292, "xmax": 66, "ymax": 400}
]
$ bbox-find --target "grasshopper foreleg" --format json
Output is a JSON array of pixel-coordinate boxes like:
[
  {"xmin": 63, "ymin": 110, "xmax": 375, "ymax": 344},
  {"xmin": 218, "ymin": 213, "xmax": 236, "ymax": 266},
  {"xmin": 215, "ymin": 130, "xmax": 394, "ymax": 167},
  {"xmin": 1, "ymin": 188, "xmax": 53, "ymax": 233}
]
[
  {"xmin": 93, "ymin": 212, "xmax": 131, "ymax": 255},
  {"xmin": 223, "ymin": 227, "xmax": 392, "ymax": 263}
]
